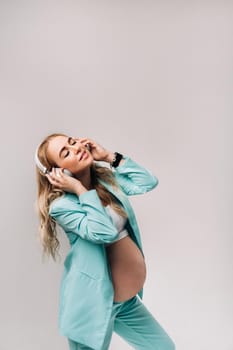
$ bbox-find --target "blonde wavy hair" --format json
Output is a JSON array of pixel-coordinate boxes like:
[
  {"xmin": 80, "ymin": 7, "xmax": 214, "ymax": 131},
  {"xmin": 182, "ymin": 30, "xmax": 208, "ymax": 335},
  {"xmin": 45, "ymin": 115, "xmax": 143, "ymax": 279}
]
[{"xmin": 35, "ymin": 133, "xmax": 127, "ymax": 262}]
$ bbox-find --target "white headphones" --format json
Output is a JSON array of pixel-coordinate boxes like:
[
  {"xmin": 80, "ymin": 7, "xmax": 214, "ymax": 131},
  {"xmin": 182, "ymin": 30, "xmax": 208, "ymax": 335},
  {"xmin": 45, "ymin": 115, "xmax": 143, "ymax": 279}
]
[{"xmin": 34, "ymin": 145, "xmax": 50, "ymax": 174}]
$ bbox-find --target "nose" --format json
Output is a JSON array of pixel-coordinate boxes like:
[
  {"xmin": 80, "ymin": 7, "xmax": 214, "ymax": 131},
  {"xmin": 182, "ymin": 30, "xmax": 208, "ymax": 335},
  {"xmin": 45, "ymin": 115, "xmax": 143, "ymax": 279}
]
[{"xmin": 69, "ymin": 141, "xmax": 82, "ymax": 154}]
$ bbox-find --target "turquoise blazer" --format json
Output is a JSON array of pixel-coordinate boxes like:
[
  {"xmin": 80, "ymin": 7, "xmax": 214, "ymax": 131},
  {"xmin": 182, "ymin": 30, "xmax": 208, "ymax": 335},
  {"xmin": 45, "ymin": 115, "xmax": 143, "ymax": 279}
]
[{"xmin": 49, "ymin": 155, "xmax": 159, "ymax": 349}]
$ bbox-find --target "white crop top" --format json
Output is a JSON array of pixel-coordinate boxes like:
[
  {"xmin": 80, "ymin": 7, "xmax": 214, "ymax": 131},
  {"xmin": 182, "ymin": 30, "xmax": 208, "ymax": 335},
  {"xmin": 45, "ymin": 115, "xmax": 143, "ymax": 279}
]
[{"xmin": 104, "ymin": 204, "xmax": 129, "ymax": 246}]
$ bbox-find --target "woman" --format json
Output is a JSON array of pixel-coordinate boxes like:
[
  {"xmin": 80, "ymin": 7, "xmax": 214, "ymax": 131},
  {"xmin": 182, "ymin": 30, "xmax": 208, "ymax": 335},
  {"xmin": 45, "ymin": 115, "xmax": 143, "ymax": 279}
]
[{"xmin": 35, "ymin": 132, "xmax": 175, "ymax": 350}]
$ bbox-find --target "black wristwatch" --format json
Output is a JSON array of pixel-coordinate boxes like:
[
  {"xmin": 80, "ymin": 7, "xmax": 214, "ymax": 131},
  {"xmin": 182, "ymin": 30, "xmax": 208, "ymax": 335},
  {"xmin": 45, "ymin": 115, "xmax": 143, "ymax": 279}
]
[{"xmin": 110, "ymin": 152, "xmax": 123, "ymax": 168}]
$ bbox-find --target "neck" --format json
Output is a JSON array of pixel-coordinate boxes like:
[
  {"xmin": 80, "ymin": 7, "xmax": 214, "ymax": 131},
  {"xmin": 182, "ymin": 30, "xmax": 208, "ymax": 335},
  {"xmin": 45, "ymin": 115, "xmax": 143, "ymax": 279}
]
[{"xmin": 74, "ymin": 166, "xmax": 94, "ymax": 191}]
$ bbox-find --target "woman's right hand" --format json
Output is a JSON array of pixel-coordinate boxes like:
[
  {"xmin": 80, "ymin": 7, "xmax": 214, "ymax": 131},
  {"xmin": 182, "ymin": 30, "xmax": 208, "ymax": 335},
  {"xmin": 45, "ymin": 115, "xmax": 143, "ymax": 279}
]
[{"xmin": 45, "ymin": 168, "xmax": 87, "ymax": 195}]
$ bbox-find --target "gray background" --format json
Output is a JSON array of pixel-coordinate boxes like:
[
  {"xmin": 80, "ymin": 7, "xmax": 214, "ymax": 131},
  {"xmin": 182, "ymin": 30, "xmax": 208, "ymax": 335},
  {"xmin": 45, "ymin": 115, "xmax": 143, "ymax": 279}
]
[{"xmin": 0, "ymin": 1, "xmax": 232, "ymax": 349}]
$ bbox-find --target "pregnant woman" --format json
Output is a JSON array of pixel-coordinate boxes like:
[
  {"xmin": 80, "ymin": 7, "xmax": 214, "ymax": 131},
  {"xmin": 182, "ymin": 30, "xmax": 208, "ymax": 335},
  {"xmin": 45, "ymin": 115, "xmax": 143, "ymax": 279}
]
[{"xmin": 34, "ymin": 132, "xmax": 175, "ymax": 350}]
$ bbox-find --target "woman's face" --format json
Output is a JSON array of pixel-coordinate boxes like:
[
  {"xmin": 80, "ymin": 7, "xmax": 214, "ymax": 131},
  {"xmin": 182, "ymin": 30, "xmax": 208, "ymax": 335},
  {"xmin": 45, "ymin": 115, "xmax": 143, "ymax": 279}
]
[{"xmin": 46, "ymin": 135, "xmax": 94, "ymax": 175}]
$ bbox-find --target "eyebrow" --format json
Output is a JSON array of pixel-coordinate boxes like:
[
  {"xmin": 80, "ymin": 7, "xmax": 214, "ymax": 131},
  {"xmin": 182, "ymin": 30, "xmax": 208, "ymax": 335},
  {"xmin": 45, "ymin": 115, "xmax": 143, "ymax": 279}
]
[{"xmin": 59, "ymin": 136, "xmax": 72, "ymax": 158}]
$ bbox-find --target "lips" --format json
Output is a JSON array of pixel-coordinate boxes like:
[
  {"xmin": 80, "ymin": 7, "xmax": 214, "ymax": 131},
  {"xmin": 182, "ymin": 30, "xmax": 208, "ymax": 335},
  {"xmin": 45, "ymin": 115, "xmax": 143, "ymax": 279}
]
[{"xmin": 79, "ymin": 150, "xmax": 86, "ymax": 161}]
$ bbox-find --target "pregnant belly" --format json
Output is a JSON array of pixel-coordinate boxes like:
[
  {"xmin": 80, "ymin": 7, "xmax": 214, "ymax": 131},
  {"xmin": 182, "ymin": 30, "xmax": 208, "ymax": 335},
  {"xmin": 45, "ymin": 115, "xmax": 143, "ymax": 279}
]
[{"xmin": 105, "ymin": 235, "xmax": 147, "ymax": 302}]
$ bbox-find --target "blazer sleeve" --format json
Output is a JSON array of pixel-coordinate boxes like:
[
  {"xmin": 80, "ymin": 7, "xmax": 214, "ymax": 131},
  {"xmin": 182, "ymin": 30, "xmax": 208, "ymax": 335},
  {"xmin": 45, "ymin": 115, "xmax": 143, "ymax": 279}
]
[
  {"xmin": 49, "ymin": 189, "xmax": 119, "ymax": 244},
  {"xmin": 112, "ymin": 156, "xmax": 159, "ymax": 195}
]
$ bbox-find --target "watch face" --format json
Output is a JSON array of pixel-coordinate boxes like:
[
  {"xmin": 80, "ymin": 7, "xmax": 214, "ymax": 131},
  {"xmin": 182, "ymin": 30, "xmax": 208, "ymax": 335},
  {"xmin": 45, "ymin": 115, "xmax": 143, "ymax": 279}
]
[{"xmin": 112, "ymin": 152, "xmax": 123, "ymax": 167}]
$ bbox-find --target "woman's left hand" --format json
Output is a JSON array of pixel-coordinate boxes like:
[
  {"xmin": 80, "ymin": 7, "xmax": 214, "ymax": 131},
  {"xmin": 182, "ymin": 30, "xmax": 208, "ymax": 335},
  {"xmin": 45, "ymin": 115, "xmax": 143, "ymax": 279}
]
[{"xmin": 77, "ymin": 137, "xmax": 113, "ymax": 162}]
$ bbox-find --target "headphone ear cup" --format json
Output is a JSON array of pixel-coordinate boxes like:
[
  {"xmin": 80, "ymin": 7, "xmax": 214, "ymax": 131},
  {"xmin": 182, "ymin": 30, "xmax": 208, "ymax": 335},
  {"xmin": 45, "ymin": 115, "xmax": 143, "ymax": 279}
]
[
  {"xmin": 55, "ymin": 168, "xmax": 61, "ymax": 177},
  {"xmin": 63, "ymin": 169, "xmax": 73, "ymax": 177},
  {"xmin": 50, "ymin": 168, "xmax": 73, "ymax": 177},
  {"xmin": 49, "ymin": 168, "xmax": 61, "ymax": 177},
  {"xmin": 85, "ymin": 143, "xmax": 91, "ymax": 151}
]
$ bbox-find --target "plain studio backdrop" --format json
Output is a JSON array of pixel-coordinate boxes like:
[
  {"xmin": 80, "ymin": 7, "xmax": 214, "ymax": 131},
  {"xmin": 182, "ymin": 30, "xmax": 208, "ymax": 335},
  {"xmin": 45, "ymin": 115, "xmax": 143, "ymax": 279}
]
[{"xmin": 0, "ymin": 1, "xmax": 232, "ymax": 349}]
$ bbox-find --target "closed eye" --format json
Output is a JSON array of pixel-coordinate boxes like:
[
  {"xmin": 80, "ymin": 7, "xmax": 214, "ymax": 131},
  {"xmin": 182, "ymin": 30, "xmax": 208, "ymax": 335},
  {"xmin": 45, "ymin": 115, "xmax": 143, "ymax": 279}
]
[
  {"xmin": 69, "ymin": 137, "xmax": 76, "ymax": 144},
  {"xmin": 64, "ymin": 138, "xmax": 76, "ymax": 157},
  {"xmin": 59, "ymin": 137, "xmax": 77, "ymax": 158}
]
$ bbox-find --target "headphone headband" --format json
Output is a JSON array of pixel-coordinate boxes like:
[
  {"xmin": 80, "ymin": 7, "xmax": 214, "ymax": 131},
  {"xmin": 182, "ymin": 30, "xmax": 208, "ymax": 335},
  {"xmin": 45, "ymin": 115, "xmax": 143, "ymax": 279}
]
[{"xmin": 34, "ymin": 146, "xmax": 49, "ymax": 174}]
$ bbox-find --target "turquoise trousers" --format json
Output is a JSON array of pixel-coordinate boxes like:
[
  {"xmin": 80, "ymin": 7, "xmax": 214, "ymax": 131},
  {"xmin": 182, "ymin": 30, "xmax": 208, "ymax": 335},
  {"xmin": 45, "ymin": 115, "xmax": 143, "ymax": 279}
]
[{"xmin": 67, "ymin": 295, "xmax": 175, "ymax": 350}]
